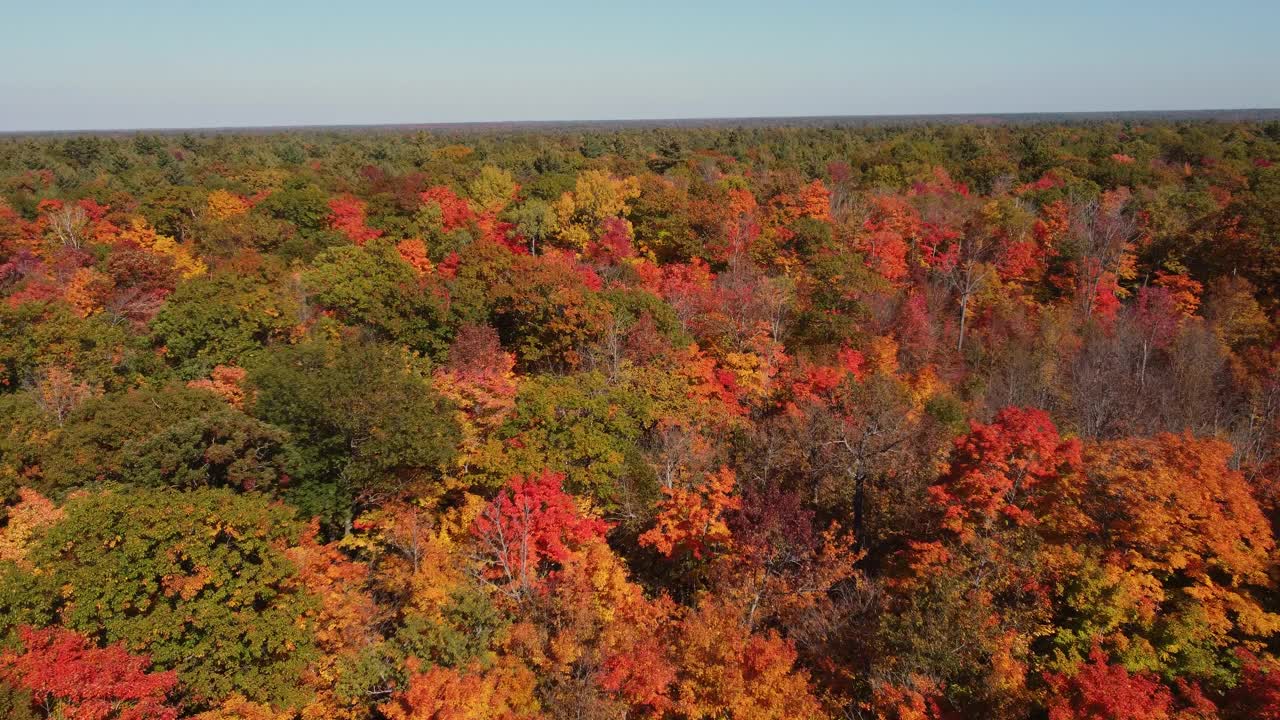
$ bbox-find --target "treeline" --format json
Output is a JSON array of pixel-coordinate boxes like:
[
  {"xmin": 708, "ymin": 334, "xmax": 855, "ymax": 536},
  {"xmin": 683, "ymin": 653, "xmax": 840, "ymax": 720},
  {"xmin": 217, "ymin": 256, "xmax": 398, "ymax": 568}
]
[{"xmin": 0, "ymin": 119, "xmax": 1279, "ymax": 718}]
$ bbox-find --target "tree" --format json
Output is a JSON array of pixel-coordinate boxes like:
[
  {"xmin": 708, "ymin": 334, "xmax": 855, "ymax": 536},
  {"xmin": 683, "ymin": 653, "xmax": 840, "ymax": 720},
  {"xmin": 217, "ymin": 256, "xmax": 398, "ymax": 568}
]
[
  {"xmin": 149, "ymin": 269, "xmax": 301, "ymax": 379},
  {"xmin": 303, "ymin": 241, "xmax": 454, "ymax": 358},
  {"xmin": 1069, "ymin": 434, "xmax": 1280, "ymax": 679},
  {"xmin": 248, "ymin": 335, "xmax": 460, "ymax": 529},
  {"xmin": 548, "ymin": 171, "xmax": 640, "ymax": 251},
  {"xmin": 640, "ymin": 467, "xmax": 740, "ymax": 560},
  {"xmin": 474, "ymin": 369, "xmax": 655, "ymax": 506},
  {"xmin": 1068, "ymin": 191, "xmax": 1138, "ymax": 322},
  {"xmin": 36, "ymin": 383, "xmax": 227, "ymax": 495},
  {"xmin": 2, "ymin": 488, "xmax": 316, "ymax": 708},
  {"xmin": 928, "ymin": 406, "xmax": 1082, "ymax": 540},
  {"xmin": 489, "ymin": 251, "xmax": 613, "ymax": 369},
  {"xmin": 0, "ymin": 625, "xmax": 180, "ymax": 720},
  {"xmin": 470, "ymin": 470, "xmax": 608, "ymax": 600},
  {"xmin": 380, "ymin": 658, "xmax": 543, "ymax": 720},
  {"xmin": 120, "ymin": 404, "xmax": 297, "ymax": 493},
  {"xmin": 1043, "ymin": 648, "xmax": 1176, "ymax": 720},
  {"xmin": 670, "ymin": 597, "xmax": 828, "ymax": 720},
  {"xmin": 328, "ymin": 195, "xmax": 383, "ymax": 246},
  {"xmin": 469, "ymin": 166, "xmax": 519, "ymax": 214}
]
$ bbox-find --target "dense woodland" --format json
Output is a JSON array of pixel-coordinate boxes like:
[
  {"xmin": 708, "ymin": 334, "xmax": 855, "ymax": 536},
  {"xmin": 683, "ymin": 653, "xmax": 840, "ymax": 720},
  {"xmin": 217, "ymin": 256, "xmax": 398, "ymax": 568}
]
[{"xmin": 2, "ymin": 119, "xmax": 1280, "ymax": 719}]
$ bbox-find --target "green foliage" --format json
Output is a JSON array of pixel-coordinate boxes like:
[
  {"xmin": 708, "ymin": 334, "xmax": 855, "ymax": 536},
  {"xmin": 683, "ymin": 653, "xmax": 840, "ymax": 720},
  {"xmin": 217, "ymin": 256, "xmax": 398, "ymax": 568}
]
[
  {"xmin": 0, "ymin": 681, "xmax": 36, "ymax": 720},
  {"xmin": 247, "ymin": 335, "xmax": 459, "ymax": 527},
  {"xmin": 122, "ymin": 404, "xmax": 298, "ymax": 493},
  {"xmin": 149, "ymin": 268, "xmax": 301, "ymax": 379},
  {"xmin": 38, "ymin": 383, "xmax": 226, "ymax": 495},
  {"xmin": 0, "ymin": 487, "xmax": 316, "ymax": 708},
  {"xmin": 0, "ymin": 301, "xmax": 148, "ymax": 393},
  {"xmin": 482, "ymin": 370, "xmax": 656, "ymax": 506},
  {"xmin": 304, "ymin": 241, "xmax": 453, "ymax": 358},
  {"xmin": 394, "ymin": 588, "xmax": 506, "ymax": 669},
  {"xmin": 256, "ymin": 182, "xmax": 330, "ymax": 232},
  {"xmin": 490, "ymin": 253, "xmax": 613, "ymax": 369},
  {"xmin": 602, "ymin": 287, "xmax": 689, "ymax": 345}
]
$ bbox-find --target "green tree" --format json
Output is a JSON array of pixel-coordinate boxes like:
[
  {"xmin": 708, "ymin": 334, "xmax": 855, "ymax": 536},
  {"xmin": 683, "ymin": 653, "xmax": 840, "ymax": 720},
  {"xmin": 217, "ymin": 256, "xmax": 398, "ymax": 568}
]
[
  {"xmin": 0, "ymin": 487, "xmax": 317, "ymax": 709},
  {"xmin": 38, "ymin": 383, "xmax": 226, "ymax": 495},
  {"xmin": 248, "ymin": 335, "xmax": 460, "ymax": 530},
  {"xmin": 121, "ymin": 404, "xmax": 298, "ymax": 493},
  {"xmin": 303, "ymin": 242, "xmax": 453, "ymax": 358},
  {"xmin": 149, "ymin": 269, "xmax": 301, "ymax": 379}
]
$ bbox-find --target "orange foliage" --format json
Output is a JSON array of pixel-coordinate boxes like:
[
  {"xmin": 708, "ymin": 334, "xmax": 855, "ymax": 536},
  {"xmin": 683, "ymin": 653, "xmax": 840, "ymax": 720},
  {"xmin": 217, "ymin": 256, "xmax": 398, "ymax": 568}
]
[
  {"xmin": 207, "ymin": 190, "xmax": 251, "ymax": 221},
  {"xmin": 397, "ymin": 238, "xmax": 434, "ymax": 276},
  {"xmin": 640, "ymin": 467, "xmax": 740, "ymax": 560},
  {"xmin": 188, "ymin": 365, "xmax": 250, "ymax": 409},
  {"xmin": 380, "ymin": 658, "xmax": 544, "ymax": 720},
  {"xmin": 286, "ymin": 522, "xmax": 379, "ymax": 719},
  {"xmin": 0, "ymin": 488, "xmax": 64, "ymax": 566},
  {"xmin": 670, "ymin": 597, "xmax": 828, "ymax": 719}
]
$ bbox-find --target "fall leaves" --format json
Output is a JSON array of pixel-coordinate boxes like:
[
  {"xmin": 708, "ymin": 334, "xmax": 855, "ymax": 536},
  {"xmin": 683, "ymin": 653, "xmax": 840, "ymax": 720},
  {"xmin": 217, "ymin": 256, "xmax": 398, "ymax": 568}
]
[{"xmin": 4, "ymin": 122, "xmax": 1280, "ymax": 720}]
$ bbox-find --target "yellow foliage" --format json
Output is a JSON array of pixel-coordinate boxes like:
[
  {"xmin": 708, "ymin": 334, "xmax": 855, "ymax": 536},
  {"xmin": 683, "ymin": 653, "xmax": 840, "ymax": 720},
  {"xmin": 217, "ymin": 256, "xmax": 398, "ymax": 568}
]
[
  {"xmin": 117, "ymin": 218, "xmax": 207, "ymax": 279},
  {"xmin": 550, "ymin": 170, "xmax": 640, "ymax": 250},
  {"xmin": 469, "ymin": 166, "xmax": 519, "ymax": 214},
  {"xmin": 0, "ymin": 488, "xmax": 64, "ymax": 566},
  {"xmin": 207, "ymin": 189, "xmax": 251, "ymax": 220},
  {"xmin": 189, "ymin": 695, "xmax": 294, "ymax": 720}
]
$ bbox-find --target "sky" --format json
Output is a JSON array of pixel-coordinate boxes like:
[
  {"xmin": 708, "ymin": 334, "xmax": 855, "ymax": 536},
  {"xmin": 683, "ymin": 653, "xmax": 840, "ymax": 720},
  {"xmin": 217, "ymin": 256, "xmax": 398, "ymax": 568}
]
[{"xmin": 2, "ymin": 0, "xmax": 1278, "ymax": 132}]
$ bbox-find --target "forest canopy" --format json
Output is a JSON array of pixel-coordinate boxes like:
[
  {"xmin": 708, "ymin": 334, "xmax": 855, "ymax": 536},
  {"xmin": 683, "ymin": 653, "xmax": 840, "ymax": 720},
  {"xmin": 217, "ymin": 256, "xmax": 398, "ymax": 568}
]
[{"xmin": 2, "ymin": 118, "xmax": 1280, "ymax": 718}]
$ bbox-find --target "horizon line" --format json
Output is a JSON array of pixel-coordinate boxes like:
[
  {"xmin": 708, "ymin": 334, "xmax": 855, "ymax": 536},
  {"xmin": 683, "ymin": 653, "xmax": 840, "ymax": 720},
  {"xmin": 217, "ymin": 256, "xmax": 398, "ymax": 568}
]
[{"xmin": 4, "ymin": 107, "xmax": 1280, "ymax": 137}]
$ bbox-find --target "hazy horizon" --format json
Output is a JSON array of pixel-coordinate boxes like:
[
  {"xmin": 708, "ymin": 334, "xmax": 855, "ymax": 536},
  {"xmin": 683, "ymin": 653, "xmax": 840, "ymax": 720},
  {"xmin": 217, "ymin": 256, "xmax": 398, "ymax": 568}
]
[
  {"xmin": 5, "ymin": 107, "xmax": 1280, "ymax": 137},
  {"xmin": 4, "ymin": 0, "xmax": 1278, "ymax": 133}
]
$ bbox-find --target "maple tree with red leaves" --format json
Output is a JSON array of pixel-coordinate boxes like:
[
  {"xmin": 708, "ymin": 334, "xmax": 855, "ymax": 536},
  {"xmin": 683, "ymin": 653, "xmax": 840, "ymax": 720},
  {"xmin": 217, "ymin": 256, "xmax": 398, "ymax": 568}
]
[
  {"xmin": 1043, "ymin": 648, "xmax": 1177, "ymax": 720},
  {"xmin": 471, "ymin": 470, "xmax": 610, "ymax": 597},
  {"xmin": 928, "ymin": 406, "xmax": 1082, "ymax": 538},
  {"xmin": 0, "ymin": 626, "xmax": 179, "ymax": 720}
]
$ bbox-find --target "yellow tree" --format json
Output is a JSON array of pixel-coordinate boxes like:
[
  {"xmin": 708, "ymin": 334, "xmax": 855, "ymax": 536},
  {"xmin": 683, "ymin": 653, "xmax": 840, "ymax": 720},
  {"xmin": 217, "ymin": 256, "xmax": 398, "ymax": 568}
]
[
  {"xmin": 1053, "ymin": 434, "xmax": 1280, "ymax": 679},
  {"xmin": 550, "ymin": 170, "xmax": 640, "ymax": 250}
]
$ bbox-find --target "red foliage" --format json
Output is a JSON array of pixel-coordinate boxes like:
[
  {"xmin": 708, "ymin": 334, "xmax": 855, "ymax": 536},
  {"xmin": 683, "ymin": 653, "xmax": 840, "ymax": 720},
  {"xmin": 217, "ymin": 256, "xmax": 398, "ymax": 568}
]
[
  {"xmin": 897, "ymin": 290, "xmax": 936, "ymax": 359},
  {"xmin": 0, "ymin": 626, "xmax": 179, "ymax": 720},
  {"xmin": 997, "ymin": 239, "xmax": 1044, "ymax": 283},
  {"xmin": 1224, "ymin": 650, "xmax": 1280, "ymax": 720},
  {"xmin": 928, "ymin": 407, "xmax": 1082, "ymax": 537},
  {"xmin": 797, "ymin": 179, "xmax": 833, "ymax": 221},
  {"xmin": 910, "ymin": 167, "xmax": 969, "ymax": 197},
  {"xmin": 917, "ymin": 224, "xmax": 963, "ymax": 272},
  {"xmin": 861, "ymin": 196, "xmax": 919, "ymax": 283},
  {"xmin": 1090, "ymin": 270, "xmax": 1123, "ymax": 324},
  {"xmin": 1034, "ymin": 199, "xmax": 1071, "ymax": 249},
  {"xmin": 421, "ymin": 185, "xmax": 474, "ymax": 232},
  {"xmin": 1134, "ymin": 286, "xmax": 1183, "ymax": 351},
  {"xmin": 1151, "ymin": 272, "xmax": 1202, "ymax": 318},
  {"xmin": 471, "ymin": 470, "xmax": 609, "ymax": 594},
  {"xmin": 586, "ymin": 217, "xmax": 635, "ymax": 263},
  {"xmin": 1043, "ymin": 648, "xmax": 1174, "ymax": 720},
  {"xmin": 1019, "ymin": 172, "xmax": 1065, "ymax": 195},
  {"xmin": 328, "ymin": 195, "xmax": 383, "ymax": 245}
]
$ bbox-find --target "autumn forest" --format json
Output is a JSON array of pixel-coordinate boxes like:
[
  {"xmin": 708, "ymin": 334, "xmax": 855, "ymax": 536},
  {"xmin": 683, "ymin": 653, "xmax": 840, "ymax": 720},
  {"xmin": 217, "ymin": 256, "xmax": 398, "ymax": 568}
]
[{"xmin": 3, "ymin": 119, "xmax": 1280, "ymax": 719}]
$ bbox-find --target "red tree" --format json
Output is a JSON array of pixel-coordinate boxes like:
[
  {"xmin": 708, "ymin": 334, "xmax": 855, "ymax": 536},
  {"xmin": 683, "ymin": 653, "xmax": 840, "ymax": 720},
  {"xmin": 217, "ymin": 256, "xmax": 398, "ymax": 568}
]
[
  {"xmin": 1044, "ymin": 648, "xmax": 1175, "ymax": 720},
  {"xmin": 471, "ymin": 470, "xmax": 609, "ymax": 598},
  {"xmin": 0, "ymin": 626, "xmax": 179, "ymax": 720}
]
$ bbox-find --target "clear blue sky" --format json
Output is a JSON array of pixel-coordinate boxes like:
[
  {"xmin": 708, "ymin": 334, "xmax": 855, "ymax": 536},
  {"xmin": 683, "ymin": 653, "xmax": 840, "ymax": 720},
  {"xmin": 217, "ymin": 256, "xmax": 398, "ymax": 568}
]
[{"xmin": 2, "ymin": 0, "xmax": 1278, "ymax": 131}]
